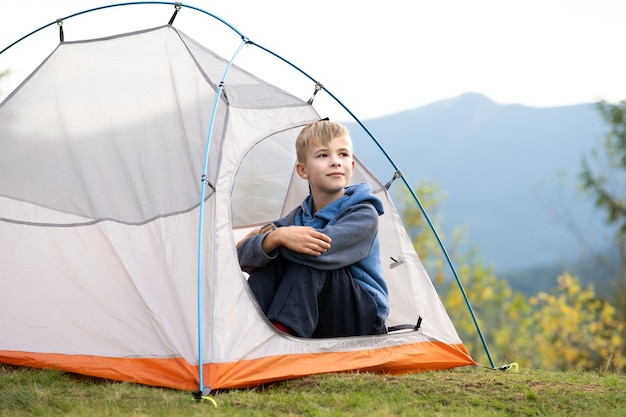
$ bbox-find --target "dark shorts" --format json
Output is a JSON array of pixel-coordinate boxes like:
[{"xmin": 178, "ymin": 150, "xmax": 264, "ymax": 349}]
[{"xmin": 247, "ymin": 255, "xmax": 386, "ymax": 338}]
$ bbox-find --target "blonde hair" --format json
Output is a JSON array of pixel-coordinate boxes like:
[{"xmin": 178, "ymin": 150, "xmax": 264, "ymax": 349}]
[{"xmin": 295, "ymin": 120, "xmax": 351, "ymax": 163}]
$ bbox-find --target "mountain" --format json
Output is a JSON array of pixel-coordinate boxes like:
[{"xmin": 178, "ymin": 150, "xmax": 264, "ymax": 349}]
[
  {"xmin": 345, "ymin": 92, "xmax": 612, "ymax": 275},
  {"xmin": 501, "ymin": 246, "xmax": 620, "ymax": 299}
]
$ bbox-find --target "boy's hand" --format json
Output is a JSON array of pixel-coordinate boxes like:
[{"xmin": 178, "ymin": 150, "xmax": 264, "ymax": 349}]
[{"xmin": 263, "ymin": 226, "xmax": 331, "ymax": 256}]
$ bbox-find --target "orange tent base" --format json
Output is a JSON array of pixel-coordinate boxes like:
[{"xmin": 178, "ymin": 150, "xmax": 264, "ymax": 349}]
[{"xmin": 1, "ymin": 341, "xmax": 475, "ymax": 391}]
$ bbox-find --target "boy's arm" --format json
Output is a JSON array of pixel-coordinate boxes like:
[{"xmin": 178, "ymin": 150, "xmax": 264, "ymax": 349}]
[
  {"xmin": 237, "ymin": 210, "xmax": 331, "ymax": 271},
  {"xmin": 237, "ymin": 231, "xmax": 275, "ymax": 273},
  {"xmin": 280, "ymin": 202, "xmax": 379, "ymax": 270},
  {"xmin": 262, "ymin": 226, "xmax": 331, "ymax": 256}
]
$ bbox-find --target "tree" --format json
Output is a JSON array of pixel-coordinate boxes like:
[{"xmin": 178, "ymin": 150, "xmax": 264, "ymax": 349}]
[{"xmin": 580, "ymin": 100, "xmax": 626, "ymax": 348}]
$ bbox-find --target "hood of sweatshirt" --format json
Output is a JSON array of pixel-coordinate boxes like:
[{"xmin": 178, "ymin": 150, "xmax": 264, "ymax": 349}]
[{"xmin": 298, "ymin": 183, "xmax": 384, "ymax": 228}]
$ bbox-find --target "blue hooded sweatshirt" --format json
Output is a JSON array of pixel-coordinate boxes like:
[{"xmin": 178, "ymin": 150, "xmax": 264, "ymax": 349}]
[{"xmin": 238, "ymin": 182, "xmax": 389, "ymax": 319}]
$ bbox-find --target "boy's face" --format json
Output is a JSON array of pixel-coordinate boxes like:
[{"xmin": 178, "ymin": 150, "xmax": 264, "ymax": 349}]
[{"xmin": 296, "ymin": 135, "xmax": 355, "ymax": 198}]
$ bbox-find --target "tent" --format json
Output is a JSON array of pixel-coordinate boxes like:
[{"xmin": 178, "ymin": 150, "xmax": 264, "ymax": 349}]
[{"xmin": 0, "ymin": 4, "xmax": 476, "ymax": 393}]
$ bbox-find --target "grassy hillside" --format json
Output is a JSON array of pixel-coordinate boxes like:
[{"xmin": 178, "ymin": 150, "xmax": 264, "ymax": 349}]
[{"xmin": 1, "ymin": 364, "xmax": 624, "ymax": 416}]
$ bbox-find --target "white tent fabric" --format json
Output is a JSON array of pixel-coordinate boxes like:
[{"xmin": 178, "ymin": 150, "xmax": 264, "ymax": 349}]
[{"xmin": 0, "ymin": 25, "xmax": 473, "ymax": 390}]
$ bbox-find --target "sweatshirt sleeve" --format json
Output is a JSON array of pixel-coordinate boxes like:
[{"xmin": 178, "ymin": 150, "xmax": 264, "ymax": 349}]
[
  {"xmin": 280, "ymin": 202, "xmax": 379, "ymax": 270},
  {"xmin": 237, "ymin": 232, "xmax": 277, "ymax": 273},
  {"xmin": 236, "ymin": 210, "xmax": 296, "ymax": 273}
]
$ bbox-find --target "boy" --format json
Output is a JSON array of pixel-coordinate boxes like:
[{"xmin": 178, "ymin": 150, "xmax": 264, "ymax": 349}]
[{"xmin": 237, "ymin": 120, "xmax": 388, "ymax": 338}]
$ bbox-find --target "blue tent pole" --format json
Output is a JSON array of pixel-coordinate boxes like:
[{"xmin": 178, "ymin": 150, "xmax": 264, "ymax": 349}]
[
  {"xmin": 194, "ymin": 38, "xmax": 248, "ymax": 397},
  {"xmin": 397, "ymin": 176, "xmax": 496, "ymax": 369}
]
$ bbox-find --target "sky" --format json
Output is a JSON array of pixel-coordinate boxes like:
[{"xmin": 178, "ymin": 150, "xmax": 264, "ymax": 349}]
[{"xmin": 1, "ymin": 0, "xmax": 626, "ymax": 120}]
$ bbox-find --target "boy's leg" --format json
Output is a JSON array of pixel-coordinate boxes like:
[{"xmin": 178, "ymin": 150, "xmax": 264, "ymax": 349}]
[
  {"xmin": 263, "ymin": 260, "xmax": 326, "ymax": 337},
  {"xmin": 248, "ymin": 257, "xmax": 324, "ymax": 337},
  {"xmin": 313, "ymin": 268, "xmax": 380, "ymax": 338},
  {"xmin": 248, "ymin": 258, "xmax": 382, "ymax": 338},
  {"xmin": 246, "ymin": 257, "xmax": 287, "ymax": 315}
]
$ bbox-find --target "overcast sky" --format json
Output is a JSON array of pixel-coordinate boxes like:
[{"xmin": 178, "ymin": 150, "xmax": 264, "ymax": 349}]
[{"xmin": 1, "ymin": 0, "xmax": 625, "ymax": 120}]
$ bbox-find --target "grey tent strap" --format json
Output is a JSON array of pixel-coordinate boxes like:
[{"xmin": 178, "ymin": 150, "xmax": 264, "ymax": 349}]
[
  {"xmin": 56, "ymin": 19, "xmax": 64, "ymax": 42},
  {"xmin": 387, "ymin": 316, "xmax": 422, "ymax": 333},
  {"xmin": 384, "ymin": 169, "xmax": 403, "ymax": 190},
  {"xmin": 307, "ymin": 83, "xmax": 323, "ymax": 104},
  {"xmin": 201, "ymin": 175, "xmax": 215, "ymax": 192},
  {"xmin": 168, "ymin": 3, "xmax": 182, "ymax": 25}
]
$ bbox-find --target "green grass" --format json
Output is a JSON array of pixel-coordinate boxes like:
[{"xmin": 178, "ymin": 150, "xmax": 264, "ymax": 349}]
[{"xmin": 1, "ymin": 364, "xmax": 625, "ymax": 416}]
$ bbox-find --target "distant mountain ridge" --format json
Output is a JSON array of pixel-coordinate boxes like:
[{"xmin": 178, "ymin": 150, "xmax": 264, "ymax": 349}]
[{"xmin": 345, "ymin": 92, "xmax": 611, "ymax": 275}]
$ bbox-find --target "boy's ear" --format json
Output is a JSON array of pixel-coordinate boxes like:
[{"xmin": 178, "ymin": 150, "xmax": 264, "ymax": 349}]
[{"xmin": 296, "ymin": 162, "xmax": 308, "ymax": 179}]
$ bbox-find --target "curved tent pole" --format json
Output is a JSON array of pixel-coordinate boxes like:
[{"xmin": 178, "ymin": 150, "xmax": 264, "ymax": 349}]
[
  {"xmin": 195, "ymin": 39, "xmax": 248, "ymax": 398},
  {"xmin": 1, "ymin": 2, "xmax": 496, "ymax": 371},
  {"xmin": 0, "ymin": 2, "xmax": 243, "ymax": 56},
  {"xmin": 398, "ymin": 177, "xmax": 495, "ymax": 368}
]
